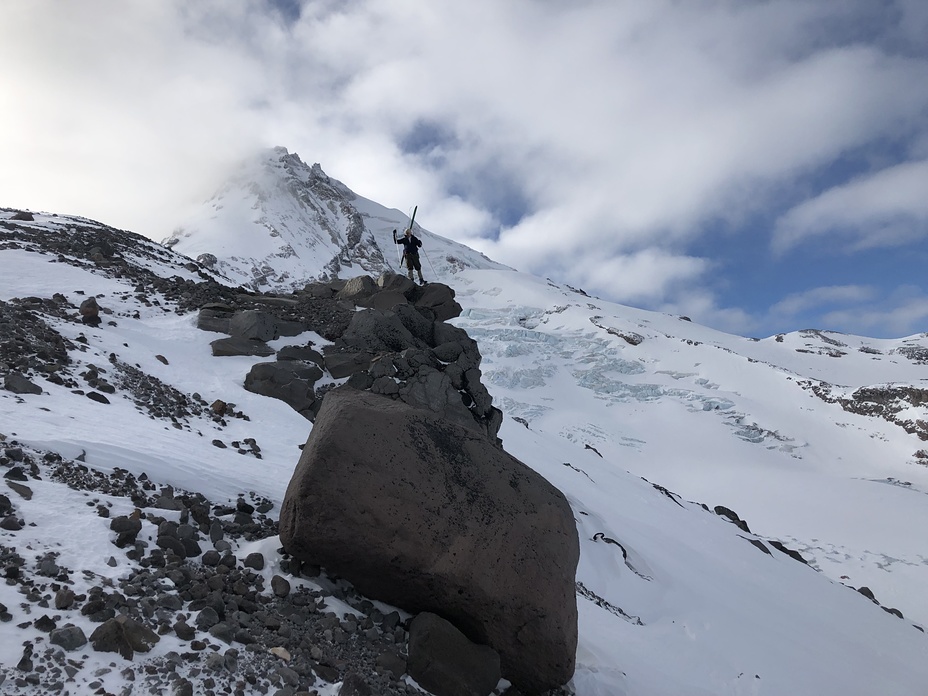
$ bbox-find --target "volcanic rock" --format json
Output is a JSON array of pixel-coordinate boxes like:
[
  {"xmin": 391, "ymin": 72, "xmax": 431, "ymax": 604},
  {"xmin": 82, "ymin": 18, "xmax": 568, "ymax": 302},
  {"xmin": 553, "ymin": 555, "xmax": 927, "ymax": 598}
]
[{"xmin": 279, "ymin": 387, "xmax": 579, "ymax": 693}]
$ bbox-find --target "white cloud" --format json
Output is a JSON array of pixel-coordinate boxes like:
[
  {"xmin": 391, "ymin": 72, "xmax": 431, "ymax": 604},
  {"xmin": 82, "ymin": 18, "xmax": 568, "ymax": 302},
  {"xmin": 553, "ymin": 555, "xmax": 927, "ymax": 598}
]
[
  {"xmin": 762, "ymin": 284, "xmax": 928, "ymax": 337},
  {"xmin": 769, "ymin": 285, "xmax": 877, "ymax": 318},
  {"xmin": 821, "ymin": 293, "xmax": 928, "ymax": 337},
  {"xmin": 773, "ymin": 159, "xmax": 928, "ymax": 252},
  {"xmin": 1, "ymin": 0, "xmax": 926, "ymax": 336}
]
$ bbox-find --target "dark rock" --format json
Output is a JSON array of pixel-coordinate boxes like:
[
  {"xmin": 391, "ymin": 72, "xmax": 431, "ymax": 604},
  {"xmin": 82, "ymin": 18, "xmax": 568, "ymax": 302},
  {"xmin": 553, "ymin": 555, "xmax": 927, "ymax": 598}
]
[
  {"xmin": 714, "ymin": 505, "xmax": 750, "ymax": 533},
  {"xmin": 4, "ymin": 372, "xmax": 42, "ymax": 395},
  {"xmin": 407, "ymin": 612, "xmax": 501, "ymax": 696},
  {"xmin": 336, "ymin": 275, "xmax": 378, "ymax": 302},
  {"xmin": 55, "ymin": 588, "xmax": 76, "ymax": 610},
  {"xmin": 357, "ymin": 290, "xmax": 408, "ymax": 311},
  {"xmin": 210, "ymin": 337, "xmax": 275, "ymax": 357},
  {"xmin": 229, "ymin": 310, "xmax": 279, "ymax": 342},
  {"xmin": 110, "ymin": 515, "xmax": 143, "ymax": 547},
  {"xmin": 323, "ymin": 350, "xmax": 375, "ymax": 379},
  {"xmin": 34, "ymin": 614, "xmax": 57, "ymax": 632},
  {"xmin": 174, "ymin": 619, "xmax": 196, "ymax": 641},
  {"xmin": 244, "ymin": 552, "xmax": 265, "ymax": 570},
  {"xmin": 79, "ymin": 296, "xmax": 101, "ymax": 323},
  {"xmin": 49, "ymin": 624, "xmax": 88, "ymax": 651},
  {"xmin": 90, "ymin": 615, "xmax": 161, "ymax": 659},
  {"xmin": 279, "ymin": 387, "xmax": 579, "ymax": 693},
  {"xmin": 277, "ymin": 345, "xmax": 325, "ymax": 366},
  {"xmin": 376, "ymin": 272, "xmax": 416, "ymax": 295},
  {"xmin": 338, "ymin": 672, "xmax": 373, "ymax": 696},
  {"xmin": 243, "ymin": 361, "xmax": 322, "ymax": 418},
  {"xmin": 4, "ymin": 466, "xmax": 28, "ymax": 481},
  {"xmin": 393, "ymin": 303, "xmax": 435, "ymax": 345},
  {"xmin": 197, "ymin": 307, "xmax": 233, "ymax": 334},
  {"xmin": 339, "ymin": 309, "xmax": 426, "ymax": 353},
  {"xmin": 271, "ymin": 574, "xmax": 291, "ymax": 598},
  {"xmin": 196, "ymin": 606, "xmax": 221, "ymax": 630},
  {"xmin": 397, "ymin": 366, "xmax": 478, "ymax": 433},
  {"xmin": 375, "ymin": 650, "xmax": 407, "ymax": 678},
  {"xmin": 6, "ymin": 481, "xmax": 33, "ymax": 500},
  {"xmin": 410, "ymin": 283, "xmax": 462, "ymax": 321},
  {"xmin": 0, "ymin": 515, "xmax": 23, "ymax": 530},
  {"xmin": 769, "ymin": 540, "xmax": 808, "ymax": 564},
  {"xmin": 157, "ymin": 535, "xmax": 188, "ymax": 558}
]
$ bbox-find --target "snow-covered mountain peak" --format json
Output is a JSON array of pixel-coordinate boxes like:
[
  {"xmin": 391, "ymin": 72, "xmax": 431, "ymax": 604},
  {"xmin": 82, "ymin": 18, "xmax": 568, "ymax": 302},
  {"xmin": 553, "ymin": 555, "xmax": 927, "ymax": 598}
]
[{"xmin": 163, "ymin": 147, "xmax": 506, "ymax": 291}]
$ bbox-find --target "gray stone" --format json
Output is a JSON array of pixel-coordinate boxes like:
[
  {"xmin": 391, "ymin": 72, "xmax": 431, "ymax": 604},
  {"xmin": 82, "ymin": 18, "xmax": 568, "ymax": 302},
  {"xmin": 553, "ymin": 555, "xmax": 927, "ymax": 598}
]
[
  {"xmin": 196, "ymin": 606, "xmax": 221, "ymax": 630},
  {"xmin": 229, "ymin": 310, "xmax": 279, "ymax": 342},
  {"xmin": 357, "ymin": 290, "xmax": 408, "ymax": 311},
  {"xmin": 277, "ymin": 319, "xmax": 308, "ymax": 337},
  {"xmin": 411, "ymin": 283, "xmax": 462, "ymax": 321},
  {"xmin": 49, "ymin": 625, "xmax": 88, "ymax": 651},
  {"xmin": 79, "ymin": 296, "xmax": 101, "ymax": 322},
  {"xmin": 323, "ymin": 350, "xmax": 375, "ymax": 379},
  {"xmin": 338, "ymin": 672, "xmax": 373, "ymax": 696},
  {"xmin": 336, "ymin": 275, "xmax": 378, "ymax": 302},
  {"xmin": 407, "ymin": 612, "xmax": 500, "ymax": 696},
  {"xmin": 243, "ymin": 361, "xmax": 322, "ymax": 418},
  {"xmin": 279, "ymin": 387, "xmax": 579, "ymax": 693},
  {"xmin": 398, "ymin": 366, "xmax": 476, "ymax": 432},
  {"xmin": 271, "ymin": 574, "xmax": 291, "ymax": 598},
  {"xmin": 339, "ymin": 309, "xmax": 426, "ymax": 353},
  {"xmin": 376, "ymin": 272, "xmax": 416, "ymax": 295},
  {"xmin": 197, "ymin": 307, "xmax": 233, "ymax": 334},
  {"xmin": 244, "ymin": 552, "xmax": 265, "ymax": 570},
  {"xmin": 277, "ymin": 345, "xmax": 324, "ymax": 366},
  {"xmin": 393, "ymin": 303, "xmax": 434, "ymax": 345},
  {"xmin": 210, "ymin": 337, "xmax": 275, "ymax": 357},
  {"xmin": 4, "ymin": 372, "xmax": 42, "ymax": 395},
  {"xmin": 89, "ymin": 615, "xmax": 160, "ymax": 659},
  {"xmin": 370, "ymin": 376, "xmax": 400, "ymax": 396}
]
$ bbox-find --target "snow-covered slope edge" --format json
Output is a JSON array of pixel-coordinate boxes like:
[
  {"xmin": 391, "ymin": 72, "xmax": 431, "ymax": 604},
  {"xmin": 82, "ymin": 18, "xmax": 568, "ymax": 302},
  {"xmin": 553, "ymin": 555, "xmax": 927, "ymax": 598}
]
[
  {"xmin": 448, "ymin": 268, "xmax": 928, "ymax": 631},
  {"xmin": 163, "ymin": 147, "xmax": 508, "ymax": 291}
]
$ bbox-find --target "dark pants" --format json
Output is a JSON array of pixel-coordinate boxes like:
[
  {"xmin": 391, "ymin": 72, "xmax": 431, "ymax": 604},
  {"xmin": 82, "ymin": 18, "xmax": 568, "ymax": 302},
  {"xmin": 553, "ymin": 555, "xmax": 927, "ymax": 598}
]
[{"xmin": 404, "ymin": 254, "xmax": 423, "ymax": 280}]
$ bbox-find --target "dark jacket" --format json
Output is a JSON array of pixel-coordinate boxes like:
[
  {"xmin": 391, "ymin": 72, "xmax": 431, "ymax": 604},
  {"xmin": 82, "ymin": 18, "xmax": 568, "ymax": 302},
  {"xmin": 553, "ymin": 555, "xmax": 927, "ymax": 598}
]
[{"xmin": 395, "ymin": 234, "xmax": 422, "ymax": 256}]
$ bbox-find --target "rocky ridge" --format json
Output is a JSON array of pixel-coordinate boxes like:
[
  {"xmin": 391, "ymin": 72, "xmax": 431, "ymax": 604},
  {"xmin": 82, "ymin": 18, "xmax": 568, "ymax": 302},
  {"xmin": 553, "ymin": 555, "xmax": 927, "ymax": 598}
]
[{"xmin": 0, "ymin": 209, "xmax": 568, "ymax": 695}]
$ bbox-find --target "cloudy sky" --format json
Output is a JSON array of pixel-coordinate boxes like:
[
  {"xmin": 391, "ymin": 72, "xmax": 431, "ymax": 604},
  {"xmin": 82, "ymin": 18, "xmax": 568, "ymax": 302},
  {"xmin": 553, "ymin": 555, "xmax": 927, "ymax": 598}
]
[{"xmin": 2, "ymin": 1, "xmax": 927, "ymax": 338}]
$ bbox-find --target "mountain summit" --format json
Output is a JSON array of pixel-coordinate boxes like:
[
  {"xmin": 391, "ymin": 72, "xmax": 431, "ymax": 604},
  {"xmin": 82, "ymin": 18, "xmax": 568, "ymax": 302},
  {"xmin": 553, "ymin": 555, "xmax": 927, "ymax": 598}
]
[{"xmin": 163, "ymin": 147, "xmax": 506, "ymax": 291}]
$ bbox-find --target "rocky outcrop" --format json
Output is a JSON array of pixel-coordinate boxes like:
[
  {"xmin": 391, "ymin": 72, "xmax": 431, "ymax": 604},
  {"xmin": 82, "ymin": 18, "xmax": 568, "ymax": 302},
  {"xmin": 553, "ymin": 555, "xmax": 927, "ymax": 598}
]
[
  {"xmin": 187, "ymin": 271, "xmax": 501, "ymax": 441},
  {"xmin": 805, "ymin": 384, "xmax": 928, "ymax": 442},
  {"xmin": 320, "ymin": 275, "xmax": 501, "ymax": 442},
  {"xmin": 279, "ymin": 387, "xmax": 580, "ymax": 694}
]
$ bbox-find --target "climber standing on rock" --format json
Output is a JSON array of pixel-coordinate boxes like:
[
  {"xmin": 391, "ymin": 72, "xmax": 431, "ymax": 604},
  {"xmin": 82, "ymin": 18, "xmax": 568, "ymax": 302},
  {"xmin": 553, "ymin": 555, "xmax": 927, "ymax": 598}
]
[{"xmin": 393, "ymin": 227, "xmax": 426, "ymax": 284}]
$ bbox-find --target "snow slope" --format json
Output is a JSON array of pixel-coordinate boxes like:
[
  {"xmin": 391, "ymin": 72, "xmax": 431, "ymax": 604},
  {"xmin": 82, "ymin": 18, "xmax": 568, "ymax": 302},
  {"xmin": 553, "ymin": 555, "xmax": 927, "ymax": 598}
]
[
  {"xmin": 163, "ymin": 147, "xmax": 507, "ymax": 290},
  {"xmin": 2, "ymin": 189, "xmax": 928, "ymax": 694}
]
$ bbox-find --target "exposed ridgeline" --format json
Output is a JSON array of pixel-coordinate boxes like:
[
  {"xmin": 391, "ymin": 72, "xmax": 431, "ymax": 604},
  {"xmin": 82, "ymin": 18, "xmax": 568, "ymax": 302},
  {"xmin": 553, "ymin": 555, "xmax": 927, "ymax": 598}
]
[
  {"xmin": 163, "ymin": 147, "xmax": 508, "ymax": 292},
  {"xmin": 0, "ymin": 208, "xmax": 579, "ymax": 696}
]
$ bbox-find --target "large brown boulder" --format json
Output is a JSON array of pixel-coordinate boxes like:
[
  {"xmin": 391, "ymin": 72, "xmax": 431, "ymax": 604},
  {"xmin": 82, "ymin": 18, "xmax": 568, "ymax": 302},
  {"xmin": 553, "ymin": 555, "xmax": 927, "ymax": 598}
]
[{"xmin": 279, "ymin": 387, "xmax": 579, "ymax": 693}]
